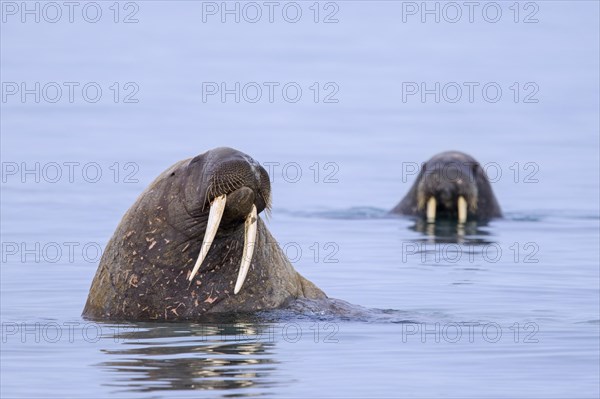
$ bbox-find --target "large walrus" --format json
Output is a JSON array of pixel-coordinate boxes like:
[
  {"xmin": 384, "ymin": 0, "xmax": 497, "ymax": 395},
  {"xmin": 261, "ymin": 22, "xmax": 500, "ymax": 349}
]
[
  {"xmin": 391, "ymin": 151, "xmax": 502, "ymax": 223},
  {"xmin": 83, "ymin": 147, "xmax": 326, "ymax": 320}
]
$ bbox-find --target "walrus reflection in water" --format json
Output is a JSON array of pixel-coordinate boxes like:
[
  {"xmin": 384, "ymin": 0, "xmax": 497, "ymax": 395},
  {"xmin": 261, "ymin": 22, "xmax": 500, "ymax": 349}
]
[
  {"xmin": 391, "ymin": 151, "xmax": 502, "ymax": 223},
  {"xmin": 83, "ymin": 147, "xmax": 326, "ymax": 321}
]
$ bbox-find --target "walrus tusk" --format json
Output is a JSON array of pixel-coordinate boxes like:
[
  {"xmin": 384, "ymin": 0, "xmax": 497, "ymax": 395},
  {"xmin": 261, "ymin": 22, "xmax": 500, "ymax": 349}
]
[
  {"xmin": 458, "ymin": 196, "xmax": 467, "ymax": 224},
  {"xmin": 234, "ymin": 204, "xmax": 257, "ymax": 294},
  {"xmin": 188, "ymin": 194, "xmax": 227, "ymax": 281},
  {"xmin": 426, "ymin": 197, "xmax": 436, "ymax": 223}
]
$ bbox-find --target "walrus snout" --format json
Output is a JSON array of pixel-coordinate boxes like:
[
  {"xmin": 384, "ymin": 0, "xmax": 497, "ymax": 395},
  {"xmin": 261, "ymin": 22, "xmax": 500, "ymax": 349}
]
[
  {"xmin": 200, "ymin": 147, "xmax": 271, "ymax": 215},
  {"xmin": 418, "ymin": 163, "xmax": 478, "ymax": 224},
  {"xmin": 222, "ymin": 187, "xmax": 257, "ymax": 224}
]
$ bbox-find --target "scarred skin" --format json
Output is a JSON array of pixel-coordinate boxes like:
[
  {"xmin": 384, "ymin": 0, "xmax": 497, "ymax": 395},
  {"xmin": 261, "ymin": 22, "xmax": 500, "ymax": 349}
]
[
  {"xmin": 83, "ymin": 148, "xmax": 326, "ymax": 321},
  {"xmin": 391, "ymin": 151, "xmax": 502, "ymax": 222}
]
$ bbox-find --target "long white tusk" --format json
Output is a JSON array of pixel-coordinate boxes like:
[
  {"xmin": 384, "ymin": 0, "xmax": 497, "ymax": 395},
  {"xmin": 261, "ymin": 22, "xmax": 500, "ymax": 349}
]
[
  {"xmin": 234, "ymin": 204, "xmax": 257, "ymax": 294},
  {"xmin": 188, "ymin": 194, "xmax": 227, "ymax": 281},
  {"xmin": 458, "ymin": 196, "xmax": 467, "ymax": 224},
  {"xmin": 426, "ymin": 197, "xmax": 436, "ymax": 223}
]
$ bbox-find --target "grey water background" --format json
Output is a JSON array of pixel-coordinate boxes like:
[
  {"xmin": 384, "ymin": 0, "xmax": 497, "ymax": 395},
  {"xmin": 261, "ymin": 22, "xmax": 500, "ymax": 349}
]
[{"xmin": 1, "ymin": 1, "xmax": 599, "ymax": 398}]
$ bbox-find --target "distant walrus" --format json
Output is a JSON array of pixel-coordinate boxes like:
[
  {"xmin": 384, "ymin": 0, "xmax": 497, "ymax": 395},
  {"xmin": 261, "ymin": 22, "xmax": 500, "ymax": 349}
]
[
  {"xmin": 391, "ymin": 151, "xmax": 502, "ymax": 223},
  {"xmin": 83, "ymin": 147, "xmax": 326, "ymax": 321}
]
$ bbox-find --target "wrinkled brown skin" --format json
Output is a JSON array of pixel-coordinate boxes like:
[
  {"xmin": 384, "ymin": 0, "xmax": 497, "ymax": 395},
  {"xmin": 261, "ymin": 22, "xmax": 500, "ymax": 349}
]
[
  {"xmin": 83, "ymin": 148, "xmax": 326, "ymax": 321},
  {"xmin": 391, "ymin": 151, "xmax": 502, "ymax": 222}
]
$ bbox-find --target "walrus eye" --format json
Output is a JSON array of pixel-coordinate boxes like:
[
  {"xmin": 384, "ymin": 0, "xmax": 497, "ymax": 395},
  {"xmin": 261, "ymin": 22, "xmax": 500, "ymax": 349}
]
[
  {"xmin": 187, "ymin": 194, "xmax": 259, "ymax": 295},
  {"xmin": 426, "ymin": 197, "xmax": 436, "ymax": 223}
]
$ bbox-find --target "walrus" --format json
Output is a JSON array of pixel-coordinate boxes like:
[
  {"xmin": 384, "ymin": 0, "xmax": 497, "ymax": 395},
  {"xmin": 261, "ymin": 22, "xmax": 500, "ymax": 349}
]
[
  {"xmin": 83, "ymin": 147, "xmax": 326, "ymax": 321},
  {"xmin": 391, "ymin": 151, "xmax": 502, "ymax": 223}
]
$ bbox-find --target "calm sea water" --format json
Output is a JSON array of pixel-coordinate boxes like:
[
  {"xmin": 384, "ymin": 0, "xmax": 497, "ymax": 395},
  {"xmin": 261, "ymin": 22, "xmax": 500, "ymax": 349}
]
[{"xmin": 1, "ymin": 1, "xmax": 599, "ymax": 398}]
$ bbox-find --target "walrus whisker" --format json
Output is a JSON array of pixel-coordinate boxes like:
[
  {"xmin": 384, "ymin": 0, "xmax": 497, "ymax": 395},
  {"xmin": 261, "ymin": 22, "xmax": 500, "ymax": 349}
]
[
  {"xmin": 262, "ymin": 204, "xmax": 272, "ymax": 222},
  {"xmin": 234, "ymin": 204, "xmax": 257, "ymax": 294},
  {"xmin": 426, "ymin": 197, "xmax": 436, "ymax": 223},
  {"xmin": 188, "ymin": 194, "xmax": 227, "ymax": 281},
  {"xmin": 262, "ymin": 191, "xmax": 272, "ymax": 221},
  {"xmin": 470, "ymin": 194, "xmax": 478, "ymax": 211},
  {"xmin": 458, "ymin": 196, "xmax": 468, "ymax": 224},
  {"xmin": 416, "ymin": 190, "xmax": 426, "ymax": 211},
  {"xmin": 203, "ymin": 181, "xmax": 214, "ymax": 212},
  {"xmin": 231, "ymin": 174, "xmax": 245, "ymax": 192}
]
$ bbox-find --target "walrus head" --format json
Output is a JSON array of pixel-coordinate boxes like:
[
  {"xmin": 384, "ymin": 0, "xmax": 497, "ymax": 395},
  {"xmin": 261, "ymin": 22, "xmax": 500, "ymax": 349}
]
[
  {"xmin": 186, "ymin": 147, "xmax": 272, "ymax": 293},
  {"xmin": 416, "ymin": 151, "xmax": 479, "ymax": 223},
  {"xmin": 82, "ymin": 147, "xmax": 326, "ymax": 320},
  {"xmin": 392, "ymin": 151, "xmax": 502, "ymax": 223}
]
